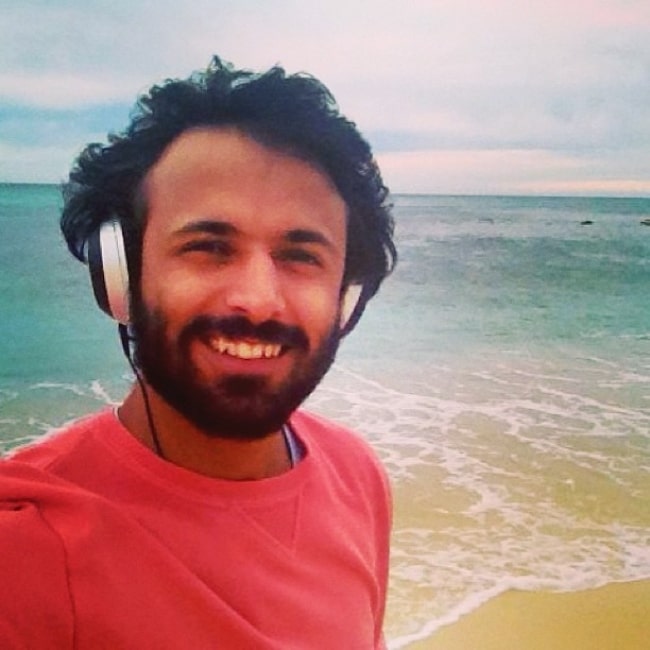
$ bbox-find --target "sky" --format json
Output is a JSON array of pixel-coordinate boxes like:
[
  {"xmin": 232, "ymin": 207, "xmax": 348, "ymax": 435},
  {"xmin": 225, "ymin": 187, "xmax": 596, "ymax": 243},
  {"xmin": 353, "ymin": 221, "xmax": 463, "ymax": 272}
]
[{"xmin": 0, "ymin": 0, "xmax": 648, "ymax": 196}]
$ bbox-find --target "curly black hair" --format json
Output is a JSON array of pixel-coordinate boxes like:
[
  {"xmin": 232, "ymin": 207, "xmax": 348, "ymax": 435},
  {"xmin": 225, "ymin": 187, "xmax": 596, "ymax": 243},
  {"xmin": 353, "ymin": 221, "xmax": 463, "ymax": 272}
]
[{"xmin": 61, "ymin": 56, "xmax": 396, "ymax": 320}]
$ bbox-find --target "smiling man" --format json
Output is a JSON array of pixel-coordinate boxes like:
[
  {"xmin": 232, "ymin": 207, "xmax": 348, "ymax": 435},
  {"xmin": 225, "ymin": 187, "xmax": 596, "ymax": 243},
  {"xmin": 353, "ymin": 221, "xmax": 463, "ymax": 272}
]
[{"xmin": 0, "ymin": 58, "xmax": 396, "ymax": 648}]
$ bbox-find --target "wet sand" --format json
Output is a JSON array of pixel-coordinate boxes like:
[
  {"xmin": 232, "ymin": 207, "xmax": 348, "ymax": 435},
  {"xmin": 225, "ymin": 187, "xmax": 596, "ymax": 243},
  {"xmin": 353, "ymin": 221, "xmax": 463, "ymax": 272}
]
[{"xmin": 404, "ymin": 580, "xmax": 650, "ymax": 649}]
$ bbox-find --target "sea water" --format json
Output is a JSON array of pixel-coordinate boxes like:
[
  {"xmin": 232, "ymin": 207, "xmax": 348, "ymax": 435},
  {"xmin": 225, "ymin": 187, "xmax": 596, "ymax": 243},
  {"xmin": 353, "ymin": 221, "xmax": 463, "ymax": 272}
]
[{"xmin": 2, "ymin": 185, "xmax": 649, "ymax": 646}]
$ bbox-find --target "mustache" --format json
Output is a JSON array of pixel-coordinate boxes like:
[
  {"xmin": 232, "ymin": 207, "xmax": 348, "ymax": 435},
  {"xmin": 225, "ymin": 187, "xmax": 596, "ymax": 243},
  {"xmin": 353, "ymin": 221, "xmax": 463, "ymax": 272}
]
[{"xmin": 179, "ymin": 315, "xmax": 310, "ymax": 351}]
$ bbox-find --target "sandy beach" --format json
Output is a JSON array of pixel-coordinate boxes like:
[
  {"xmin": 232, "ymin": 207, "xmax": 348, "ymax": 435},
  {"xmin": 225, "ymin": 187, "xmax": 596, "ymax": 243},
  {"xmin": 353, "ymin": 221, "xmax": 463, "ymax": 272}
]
[{"xmin": 404, "ymin": 580, "xmax": 650, "ymax": 649}]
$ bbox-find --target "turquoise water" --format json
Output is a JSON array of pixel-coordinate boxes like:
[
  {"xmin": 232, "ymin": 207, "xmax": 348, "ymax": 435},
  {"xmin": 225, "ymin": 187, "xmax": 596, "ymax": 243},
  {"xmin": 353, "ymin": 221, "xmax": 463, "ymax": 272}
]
[
  {"xmin": 361, "ymin": 194, "xmax": 650, "ymax": 358},
  {"xmin": 2, "ymin": 185, "xmax": 650, "ymax": 645}
]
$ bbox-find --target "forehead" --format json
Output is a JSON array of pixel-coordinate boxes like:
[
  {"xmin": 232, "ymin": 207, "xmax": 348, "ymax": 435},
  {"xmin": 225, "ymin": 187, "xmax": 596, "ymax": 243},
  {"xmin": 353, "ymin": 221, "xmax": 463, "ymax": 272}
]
[{"xmin": 141, "ymin": 126, "xmax": 347, "ymax": 242}]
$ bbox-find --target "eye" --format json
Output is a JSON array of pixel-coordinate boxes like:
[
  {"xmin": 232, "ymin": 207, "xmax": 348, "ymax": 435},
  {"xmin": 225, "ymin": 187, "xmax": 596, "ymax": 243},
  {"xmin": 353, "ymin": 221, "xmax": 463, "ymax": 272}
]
[
  {"xmin": 179, "ymin": 239, "xmax": 233, "ymax": 258},
  {"xmin": 277, "ymin": 247, "xmax": 323, "ymax": 267}
]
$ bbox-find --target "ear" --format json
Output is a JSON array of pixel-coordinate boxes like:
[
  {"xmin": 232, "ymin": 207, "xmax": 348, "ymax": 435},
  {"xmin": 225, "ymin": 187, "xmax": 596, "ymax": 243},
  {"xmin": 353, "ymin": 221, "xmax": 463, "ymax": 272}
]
[
  {"xmin": 339, "ymin": 284, "xmax": 363, "ymax": 334},
  {"xmin": 86, "ymin": 219, "xmax": 131, "ymax": 324}
]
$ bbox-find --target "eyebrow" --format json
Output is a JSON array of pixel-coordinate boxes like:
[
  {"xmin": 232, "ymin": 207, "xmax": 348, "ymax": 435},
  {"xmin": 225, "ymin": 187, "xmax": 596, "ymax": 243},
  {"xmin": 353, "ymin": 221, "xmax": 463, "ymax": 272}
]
[
  {"xmin": 173, "ymin": 220, "xmax": 335, "ymax": 249},
  {"xmin": 173, "ymin": 220, "xmax": 238, "ymax": 238},
  {"xmin": 284, "ymin": 228, "xmax": 336, "ymax": 250}
]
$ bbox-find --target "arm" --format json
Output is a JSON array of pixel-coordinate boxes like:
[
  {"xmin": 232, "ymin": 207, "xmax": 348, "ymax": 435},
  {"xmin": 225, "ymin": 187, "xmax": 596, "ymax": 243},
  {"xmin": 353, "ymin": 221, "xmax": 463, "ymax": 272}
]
[{"xmin": 0, "ymin": 499, "xmax": 74, "ymax": 648}]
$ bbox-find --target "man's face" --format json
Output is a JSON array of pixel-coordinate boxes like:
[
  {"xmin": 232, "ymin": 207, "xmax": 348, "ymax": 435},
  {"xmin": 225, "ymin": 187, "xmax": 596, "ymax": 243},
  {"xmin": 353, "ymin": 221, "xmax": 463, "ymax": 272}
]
[{"xmin": 131, "ymin": 127, "xmax": 347, "ymax": 440}]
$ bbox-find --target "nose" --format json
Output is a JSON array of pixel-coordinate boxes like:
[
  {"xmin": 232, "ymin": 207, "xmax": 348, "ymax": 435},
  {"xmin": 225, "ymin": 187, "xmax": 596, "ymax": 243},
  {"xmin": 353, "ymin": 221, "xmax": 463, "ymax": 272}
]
[{"xmin": 224, "ymin": 251, "xmax": 286, "ymax": 323}]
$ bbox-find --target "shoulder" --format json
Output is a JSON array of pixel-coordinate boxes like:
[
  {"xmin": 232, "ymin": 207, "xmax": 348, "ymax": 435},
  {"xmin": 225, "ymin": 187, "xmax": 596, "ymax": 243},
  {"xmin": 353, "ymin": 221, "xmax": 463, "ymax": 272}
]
[
  {"xmin": 7, "ymin": 409, "xmax": 115, "ymax": 470},
  {"xmin": 291, "ymin": 409, "xmax": 391, "ymax": 498},
  {"xmin": 291, "ymin": 409, "xmax": 382, "ymax": 463}
]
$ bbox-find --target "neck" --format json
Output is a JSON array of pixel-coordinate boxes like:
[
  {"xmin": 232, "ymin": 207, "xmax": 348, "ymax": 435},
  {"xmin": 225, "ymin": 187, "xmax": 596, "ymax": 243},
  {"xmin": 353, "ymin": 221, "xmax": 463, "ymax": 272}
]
[{"xmin": 118, "ymin": 383, "xmax": 292, "ymax": 480}]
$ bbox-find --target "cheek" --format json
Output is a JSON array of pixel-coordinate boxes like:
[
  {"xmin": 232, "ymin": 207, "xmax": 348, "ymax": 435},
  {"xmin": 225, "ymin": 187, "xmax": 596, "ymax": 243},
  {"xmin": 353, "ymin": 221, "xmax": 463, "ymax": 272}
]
[
  {"xmin": 141, "ymin": 264, "xmax": 214, "ymax": 326},
  {"xmin": 139, "ymin": 232, "xmax": 205, "ymax": 312},
  {"xmin": 292, "ymin": 283, "xmax": 342, "ymax": 339}
]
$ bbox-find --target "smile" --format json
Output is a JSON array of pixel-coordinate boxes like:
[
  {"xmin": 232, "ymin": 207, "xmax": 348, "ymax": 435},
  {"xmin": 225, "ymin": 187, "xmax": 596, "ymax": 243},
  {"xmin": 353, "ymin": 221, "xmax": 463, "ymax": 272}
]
[{"xmin": 208, "ymin": 336, "xmax": 283, "ymax": 360}]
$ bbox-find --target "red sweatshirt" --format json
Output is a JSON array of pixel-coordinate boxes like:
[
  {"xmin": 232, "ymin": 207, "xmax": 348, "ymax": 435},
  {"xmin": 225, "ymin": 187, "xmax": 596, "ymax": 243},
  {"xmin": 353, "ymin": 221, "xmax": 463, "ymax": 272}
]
[{"xmin": 0, "ymin": 409, "xmax": 391, "ymax": 649}]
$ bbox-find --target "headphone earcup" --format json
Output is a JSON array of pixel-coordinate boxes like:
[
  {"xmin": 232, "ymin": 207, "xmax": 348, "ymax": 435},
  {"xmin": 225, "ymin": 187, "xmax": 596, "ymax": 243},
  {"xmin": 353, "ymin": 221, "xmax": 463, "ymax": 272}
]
[
  {"xmin": 340, "ymin": 284, "xmax": 364, "ymax": 335},
  {"xmin": 86, "ymin": 219, "xmax": 130, "ymax": 324}
]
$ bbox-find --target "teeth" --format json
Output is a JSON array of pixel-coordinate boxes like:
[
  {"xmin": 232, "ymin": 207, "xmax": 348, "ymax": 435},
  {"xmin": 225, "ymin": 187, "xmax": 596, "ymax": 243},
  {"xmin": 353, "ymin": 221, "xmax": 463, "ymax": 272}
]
[
  {"xmin": 210, "ymin": 337, "xmax": 281, "ymax": 360},
  {"xmin": 262, "ymin": 344, "xmax": 281, "ymax": 359}
]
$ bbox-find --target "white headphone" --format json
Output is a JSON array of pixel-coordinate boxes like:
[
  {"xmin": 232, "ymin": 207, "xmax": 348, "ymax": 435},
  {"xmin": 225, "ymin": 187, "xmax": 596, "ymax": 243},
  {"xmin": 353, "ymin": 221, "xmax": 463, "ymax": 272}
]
[
  {"xmin": 339, "ymin": 283, "xmax": 364, "ymax": 335},
  {"xmin": 86, "ymin": 219, "xmax": 130, "ymax": 324},
  {"xmin": 86, "ymin": 218, "xmax": 366, "ymax": 333}
]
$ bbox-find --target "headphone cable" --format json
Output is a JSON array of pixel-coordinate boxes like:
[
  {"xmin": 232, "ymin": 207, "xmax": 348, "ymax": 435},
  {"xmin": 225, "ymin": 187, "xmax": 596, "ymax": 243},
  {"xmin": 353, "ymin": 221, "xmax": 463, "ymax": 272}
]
[{"xmin": 118, "ymin": 324, "xmax": 165, "ymax": 458}]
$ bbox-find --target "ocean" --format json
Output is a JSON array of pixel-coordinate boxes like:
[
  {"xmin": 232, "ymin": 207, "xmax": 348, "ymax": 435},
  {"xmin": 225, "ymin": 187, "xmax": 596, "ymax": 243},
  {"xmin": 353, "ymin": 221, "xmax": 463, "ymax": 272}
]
[{"xmin": 2, "ymin": 184, "xmax": 649, "ymax": 647}]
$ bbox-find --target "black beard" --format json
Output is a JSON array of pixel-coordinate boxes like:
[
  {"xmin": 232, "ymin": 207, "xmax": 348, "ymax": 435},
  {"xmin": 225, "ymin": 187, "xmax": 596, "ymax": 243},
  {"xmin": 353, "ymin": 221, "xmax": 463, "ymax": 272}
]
[{"xmin": 130, "ymin": 301, "xmax": 340, "ymax": 441}]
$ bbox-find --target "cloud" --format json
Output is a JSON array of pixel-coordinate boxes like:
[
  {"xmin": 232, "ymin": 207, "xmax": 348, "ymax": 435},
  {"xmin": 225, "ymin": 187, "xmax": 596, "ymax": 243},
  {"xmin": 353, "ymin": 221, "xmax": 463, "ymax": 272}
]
[
  {"xmin": 377, "ymin": 147, "xmax": 650, "ymax": 196},
  {"xmin": 0, "ymin": 0, "xmax": 648, "ymax": 194},
  {"xmin": 0, "ymin": 72, "xmax": 132, "ymax": 109}
]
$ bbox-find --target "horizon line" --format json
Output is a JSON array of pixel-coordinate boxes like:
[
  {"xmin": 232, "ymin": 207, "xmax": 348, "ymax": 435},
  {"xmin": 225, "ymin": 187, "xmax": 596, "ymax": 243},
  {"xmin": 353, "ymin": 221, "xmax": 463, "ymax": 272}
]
[{"xmin": 2, "ymin": 181, "xmax": 648, "ymax": 201}]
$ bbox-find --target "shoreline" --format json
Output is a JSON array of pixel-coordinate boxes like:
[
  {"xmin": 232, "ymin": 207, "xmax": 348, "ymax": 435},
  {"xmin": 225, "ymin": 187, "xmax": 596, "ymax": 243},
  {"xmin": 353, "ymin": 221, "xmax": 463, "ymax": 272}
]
[{"xmin": 394, "ymin": 579, "xmax": 650, "ymax": 650}]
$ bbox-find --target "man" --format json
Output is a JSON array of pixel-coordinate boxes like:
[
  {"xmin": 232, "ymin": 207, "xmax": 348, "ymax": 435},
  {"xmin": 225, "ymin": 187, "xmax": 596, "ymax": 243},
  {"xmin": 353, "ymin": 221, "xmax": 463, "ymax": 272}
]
[{"xmin": 0, "ymin": 57, "xmax": 396, "ymax": 648}]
